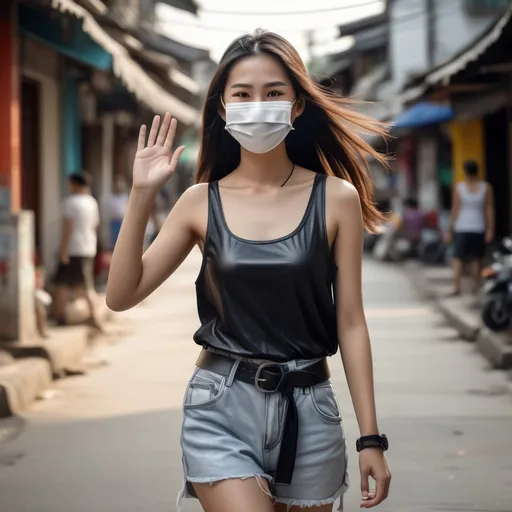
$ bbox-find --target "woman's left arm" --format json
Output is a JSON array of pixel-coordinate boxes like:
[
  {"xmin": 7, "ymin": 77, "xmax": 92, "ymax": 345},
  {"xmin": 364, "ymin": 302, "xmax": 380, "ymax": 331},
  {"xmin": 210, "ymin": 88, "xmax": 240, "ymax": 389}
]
[{"xmin": 332, "ymin": 181, "xmax": 391, "ymax": 509}]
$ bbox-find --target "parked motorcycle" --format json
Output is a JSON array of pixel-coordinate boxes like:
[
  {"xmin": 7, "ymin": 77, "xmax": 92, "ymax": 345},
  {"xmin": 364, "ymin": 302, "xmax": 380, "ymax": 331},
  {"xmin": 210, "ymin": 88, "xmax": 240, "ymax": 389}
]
[
  {"xmin": 481, "ymin": 236, "xmax": 512, "ymax": 331},
  {"xmin": 417, "ymin": 228, "xmax": 446, "ymax": 265},
  {"xmin": 373, "ymin": 222, "xmax": 412, "ymax": 262}
]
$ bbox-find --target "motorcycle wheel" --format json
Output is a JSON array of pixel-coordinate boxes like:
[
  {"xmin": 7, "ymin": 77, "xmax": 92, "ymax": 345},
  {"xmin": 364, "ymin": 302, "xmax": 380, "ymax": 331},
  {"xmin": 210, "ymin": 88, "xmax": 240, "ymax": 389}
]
[{"xmin": 482, "ymin": 294, "xmax": 511, "ymax": 332}]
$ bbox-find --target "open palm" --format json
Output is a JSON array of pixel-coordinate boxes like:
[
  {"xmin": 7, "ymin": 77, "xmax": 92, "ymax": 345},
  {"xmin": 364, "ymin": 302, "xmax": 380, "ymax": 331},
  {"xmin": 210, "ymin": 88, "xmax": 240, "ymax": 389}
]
[{"xmin": 133, "ymin": 112, "xmax": 185, "ymax": 191}]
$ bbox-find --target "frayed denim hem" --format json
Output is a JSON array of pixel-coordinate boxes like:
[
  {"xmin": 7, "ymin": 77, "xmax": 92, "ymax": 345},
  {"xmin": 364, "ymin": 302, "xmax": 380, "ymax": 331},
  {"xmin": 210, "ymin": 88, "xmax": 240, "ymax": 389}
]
[
  {"xmin": 273, "ymin": 473, "xmax": 349, "ymax": 511},
  {"xmin": 176, "ymin": 474, "xmax": 273, "ymax": 511},
  {"xmin": 177, "ymin": 472, "xmax": 349, "ymax": 511}
]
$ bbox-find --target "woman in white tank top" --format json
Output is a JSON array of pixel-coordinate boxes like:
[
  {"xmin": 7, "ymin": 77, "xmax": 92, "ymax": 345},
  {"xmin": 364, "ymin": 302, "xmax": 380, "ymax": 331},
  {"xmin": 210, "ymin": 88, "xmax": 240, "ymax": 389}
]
[{"xmin": 447, "ymin": 160, "xmax": 495, "ymax": 295}]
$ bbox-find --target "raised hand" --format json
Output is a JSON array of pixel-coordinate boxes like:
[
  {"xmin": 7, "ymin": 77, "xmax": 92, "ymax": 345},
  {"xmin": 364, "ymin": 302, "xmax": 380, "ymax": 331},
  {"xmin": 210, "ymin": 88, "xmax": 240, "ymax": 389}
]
[{"xmin": 133, "ymin": 113, "xmax": 185, "ymax": 191}]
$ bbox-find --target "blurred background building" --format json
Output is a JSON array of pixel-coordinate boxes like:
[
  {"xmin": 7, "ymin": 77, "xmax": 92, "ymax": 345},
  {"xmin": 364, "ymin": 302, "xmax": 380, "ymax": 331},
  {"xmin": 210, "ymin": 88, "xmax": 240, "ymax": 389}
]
[
  {"xmin": 1, "ymin": 0, "xmax": 512, "ymax": 343},
  {"xmin": 310, "ymin": 0, "xmax": 511, "ymax": 237},
  {"xmin": 0, "ymin": 0, "xmax": 215, "ymax": 341}
]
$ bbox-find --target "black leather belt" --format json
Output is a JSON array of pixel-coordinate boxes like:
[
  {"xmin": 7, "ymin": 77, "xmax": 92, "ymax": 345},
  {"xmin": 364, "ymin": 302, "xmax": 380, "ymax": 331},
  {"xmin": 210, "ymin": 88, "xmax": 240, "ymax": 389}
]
[{"xmin": 196, "ymin": 349, "xmax": 330, "ymax": 485}]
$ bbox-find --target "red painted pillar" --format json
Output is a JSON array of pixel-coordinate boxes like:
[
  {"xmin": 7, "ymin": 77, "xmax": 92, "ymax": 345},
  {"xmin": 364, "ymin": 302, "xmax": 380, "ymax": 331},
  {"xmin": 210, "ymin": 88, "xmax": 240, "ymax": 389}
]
[{"xmin": 0, "ymin": 0, "xmax": 20, "ymax": 213}]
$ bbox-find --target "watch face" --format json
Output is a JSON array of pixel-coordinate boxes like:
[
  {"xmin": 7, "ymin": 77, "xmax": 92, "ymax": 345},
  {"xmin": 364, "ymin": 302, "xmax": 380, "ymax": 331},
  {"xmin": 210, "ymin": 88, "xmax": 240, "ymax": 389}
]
[{"xmin": 381, "ymin": 435, "xmax": 389, "ymax": 450}]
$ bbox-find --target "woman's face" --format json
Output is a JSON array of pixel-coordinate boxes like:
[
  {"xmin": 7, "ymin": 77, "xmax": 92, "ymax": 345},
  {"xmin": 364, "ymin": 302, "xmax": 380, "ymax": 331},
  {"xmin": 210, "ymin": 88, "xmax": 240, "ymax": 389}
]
[{"xmin": 222, "ymin": 54, "xmax": 302, "ymax": 118}]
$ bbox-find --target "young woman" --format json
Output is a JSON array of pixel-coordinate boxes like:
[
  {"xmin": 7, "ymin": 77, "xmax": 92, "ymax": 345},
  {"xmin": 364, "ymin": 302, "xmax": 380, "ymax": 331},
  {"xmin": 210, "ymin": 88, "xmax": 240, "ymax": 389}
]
[
  {"xmin": 447, "ymin": 160, "xmax": 495, "ymax": 295},
  {"xmin": 106, "ymin": 30, "xmax": 391, "ymax": 512}
]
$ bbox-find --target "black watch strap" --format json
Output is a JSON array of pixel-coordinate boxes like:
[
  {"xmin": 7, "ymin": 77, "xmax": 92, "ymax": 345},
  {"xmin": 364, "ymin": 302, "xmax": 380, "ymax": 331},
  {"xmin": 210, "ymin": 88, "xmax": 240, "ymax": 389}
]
[{"xmin": 356, "ymin": 434, "xmax": 389, "ymax": 452}]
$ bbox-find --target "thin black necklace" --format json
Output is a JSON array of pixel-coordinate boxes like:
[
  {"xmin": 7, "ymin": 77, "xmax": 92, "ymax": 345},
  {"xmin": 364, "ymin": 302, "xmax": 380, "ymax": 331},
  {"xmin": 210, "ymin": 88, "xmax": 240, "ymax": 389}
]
[{"xmin": 280, "ymin": 163, "xmax": 295, "ymax": 187}]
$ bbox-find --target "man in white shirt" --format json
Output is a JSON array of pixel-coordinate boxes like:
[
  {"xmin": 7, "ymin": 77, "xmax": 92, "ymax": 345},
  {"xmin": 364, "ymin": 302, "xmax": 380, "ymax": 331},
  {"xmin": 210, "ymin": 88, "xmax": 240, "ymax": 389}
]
[{"xmin": 53, "ymin": 173, "xmax": 102, "ymax": 329}]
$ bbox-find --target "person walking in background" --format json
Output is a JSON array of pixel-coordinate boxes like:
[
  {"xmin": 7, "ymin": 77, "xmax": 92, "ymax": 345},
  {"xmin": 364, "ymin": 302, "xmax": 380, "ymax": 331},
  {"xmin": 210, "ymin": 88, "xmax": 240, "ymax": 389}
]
[
  {"xmin": 53, "ymin": 173, "xmax": 103, "ymax": 330},
  {"xmin": 447, "ymin": 160, "xmax": 495, "ymax": 295},
  {"xmin": 101, "ymin": 175, "xmax": 130, "ymax": 250}
]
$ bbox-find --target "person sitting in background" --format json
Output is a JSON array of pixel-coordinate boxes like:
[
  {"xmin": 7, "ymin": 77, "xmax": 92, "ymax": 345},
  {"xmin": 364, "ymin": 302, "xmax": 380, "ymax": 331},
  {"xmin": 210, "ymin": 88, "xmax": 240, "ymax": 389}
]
[
  {"xmin": 101, "ymin": 175, "xmax": 129, "ymax": 250},
  {"xmin": 401, "ymin": 198, "xmax": 425, "ymax": 246},
  {"xmin": 447, "ymin": 160, "xmax": 495, "ymax": 296},
  {"xmin": 53, "ymin": 172, "xmax": 103, "ymax": 330}
]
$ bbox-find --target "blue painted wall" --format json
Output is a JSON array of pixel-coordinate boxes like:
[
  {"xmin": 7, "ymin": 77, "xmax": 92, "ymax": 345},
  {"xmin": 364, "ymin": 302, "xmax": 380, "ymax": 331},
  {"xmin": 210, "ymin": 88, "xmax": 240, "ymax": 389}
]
[
  {"xmin": 19, "ymin": 5, "xmax": 112, "ymax": 71},
  {"xmin": 62, "ymin": 72, "xmax": 82, "ymax": 180}
]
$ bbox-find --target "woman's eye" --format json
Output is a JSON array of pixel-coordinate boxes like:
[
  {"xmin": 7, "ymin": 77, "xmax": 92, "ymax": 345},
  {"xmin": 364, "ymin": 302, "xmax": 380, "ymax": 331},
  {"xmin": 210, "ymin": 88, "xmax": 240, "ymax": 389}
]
[
  {"xmin": 268, "ymin": 90, "xmax": 283, "ymax": 97},
  {"xmin": 233, "ymin": 91, "xmax": 249, "ymax": 98}
]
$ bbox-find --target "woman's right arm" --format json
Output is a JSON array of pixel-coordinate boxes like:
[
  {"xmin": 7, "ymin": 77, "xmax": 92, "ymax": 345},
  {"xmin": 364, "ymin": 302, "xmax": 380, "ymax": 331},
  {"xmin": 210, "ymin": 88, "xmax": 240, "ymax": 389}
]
[{"xmin": 106, "ymin": 113, "xmax": 199, "ymax": 312}]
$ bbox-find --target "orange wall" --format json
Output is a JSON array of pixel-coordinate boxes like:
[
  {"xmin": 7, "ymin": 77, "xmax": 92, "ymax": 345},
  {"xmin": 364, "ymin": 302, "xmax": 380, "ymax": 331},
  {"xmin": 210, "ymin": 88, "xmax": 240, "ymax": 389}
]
[{"xmin": 0, "ymin": 4, "xmax": 20, "ymax": 212}]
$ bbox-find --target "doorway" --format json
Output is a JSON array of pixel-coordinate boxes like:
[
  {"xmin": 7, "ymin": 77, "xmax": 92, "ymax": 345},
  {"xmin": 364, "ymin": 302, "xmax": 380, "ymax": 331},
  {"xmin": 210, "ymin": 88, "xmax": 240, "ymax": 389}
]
[{"xmin": 21, "ymin": 77, "xmax": 41, "ymax": 255}]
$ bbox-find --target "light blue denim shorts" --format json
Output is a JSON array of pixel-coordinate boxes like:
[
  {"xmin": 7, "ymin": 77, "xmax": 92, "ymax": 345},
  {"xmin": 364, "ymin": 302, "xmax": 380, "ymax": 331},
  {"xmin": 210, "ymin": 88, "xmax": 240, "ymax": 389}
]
[{"xmin": 177, "ymin": 354, "xmax": 349, "ymax": 510}]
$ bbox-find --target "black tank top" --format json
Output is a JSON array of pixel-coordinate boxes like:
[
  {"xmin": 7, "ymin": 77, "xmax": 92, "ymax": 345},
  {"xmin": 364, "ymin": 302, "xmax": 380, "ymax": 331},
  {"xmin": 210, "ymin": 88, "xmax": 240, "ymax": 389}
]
[{"xmin": 194, "ymin": 173, "xmax": 338, "ymax": 362}]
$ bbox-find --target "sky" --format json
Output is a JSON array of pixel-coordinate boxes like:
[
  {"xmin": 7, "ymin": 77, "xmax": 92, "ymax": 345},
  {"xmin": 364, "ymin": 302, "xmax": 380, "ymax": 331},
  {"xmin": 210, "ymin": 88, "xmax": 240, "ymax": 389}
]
[{"xmin": 156, "ymin": 0, "xmax": 385, "ymax": 63}]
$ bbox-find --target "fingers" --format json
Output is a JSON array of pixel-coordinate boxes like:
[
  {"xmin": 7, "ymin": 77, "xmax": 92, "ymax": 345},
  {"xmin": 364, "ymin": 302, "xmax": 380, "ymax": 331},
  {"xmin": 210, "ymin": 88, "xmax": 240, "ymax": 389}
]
[
  {"xmin": 156, "ymin": 112, "xmax": 172, "ymax": 146},
  {"xmin": 137, "ymin": 125, "xmax": 147, "ymax": 152},
  {"xmin": 147, "ymin": 115, "xmax": 161, "ymax": 147},
  {"xmin": 361, "ymin": 473, "xmax": 391, "ymax": 509},
  {"xmin": 164, "ymin": 117, "xmax": 178, "ymax": 149},
  {"xmin": 362, "ymin": 477, "xmax": 384, "ymax": 508},
  {"xmin": 360, "ymin": 468, "xmax": 370, "ymax": 503},
  {"xmin": 168, "ymin": 145, "xmax": 186, "ymax": 174}
]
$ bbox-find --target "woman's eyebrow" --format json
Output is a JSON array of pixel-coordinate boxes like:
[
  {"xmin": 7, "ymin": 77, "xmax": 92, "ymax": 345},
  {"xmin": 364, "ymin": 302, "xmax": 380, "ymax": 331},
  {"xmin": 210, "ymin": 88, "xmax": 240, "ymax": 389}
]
[
  {"xmin": 265, "ymin": 81, "xmax": 289, "ymax": 87},
  {"xmin": 230, "ymin": 81, "xmax": 289, "ymax": 89},
  {"xmin": 231, "ymin": 83, "xmax": 253, "ymax": 89}
]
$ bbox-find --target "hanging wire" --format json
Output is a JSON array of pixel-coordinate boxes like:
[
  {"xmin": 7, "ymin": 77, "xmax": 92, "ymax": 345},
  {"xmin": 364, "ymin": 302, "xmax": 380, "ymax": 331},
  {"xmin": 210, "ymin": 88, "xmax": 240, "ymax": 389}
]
[{"xmin": 201, "ymin": 0, "xmax": 384, "ymax": 16}]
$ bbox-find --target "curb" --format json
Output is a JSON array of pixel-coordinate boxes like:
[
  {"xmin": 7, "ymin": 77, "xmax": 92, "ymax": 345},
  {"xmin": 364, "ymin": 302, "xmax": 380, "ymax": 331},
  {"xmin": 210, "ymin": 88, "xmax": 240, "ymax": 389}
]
[
  {"xmin": 436, "ymin": 299, "xmax": 481, "ymax": 341},
  {"xmin": 0, "ymin": 299, "xmax": 116, "ymax": 418},
  {"xmin": 477, "ymin": 329, "xmax": 512, "ymax": 369},
  {"xmin": 403, "ymin": 261, "xmax": 512, "ymax": 370},
  {"xmin": 1, "ymin": 325, "xmax": 89, "ymax": 378},
  {"xmin": 0, "ymin": 358, "xmax": 52, "ymax": 418},
  {"xmin": 403, "ymin": 261, "xmax": 446, "ymax": 300}
]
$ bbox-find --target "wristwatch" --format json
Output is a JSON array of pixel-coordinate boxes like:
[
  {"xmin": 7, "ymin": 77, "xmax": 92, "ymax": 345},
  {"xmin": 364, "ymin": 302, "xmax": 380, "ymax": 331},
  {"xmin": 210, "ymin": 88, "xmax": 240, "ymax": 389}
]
[{"xmin": 356, "ymin": 434, "xmax": 389, "ymax": 452}]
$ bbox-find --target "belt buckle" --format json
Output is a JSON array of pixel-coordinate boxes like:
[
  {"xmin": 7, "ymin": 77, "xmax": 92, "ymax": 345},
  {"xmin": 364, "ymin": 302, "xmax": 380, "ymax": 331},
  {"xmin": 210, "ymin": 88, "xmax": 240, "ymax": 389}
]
[{"xmin": 254, "ymin": 361, "xmax": 285, "ymax": 393}]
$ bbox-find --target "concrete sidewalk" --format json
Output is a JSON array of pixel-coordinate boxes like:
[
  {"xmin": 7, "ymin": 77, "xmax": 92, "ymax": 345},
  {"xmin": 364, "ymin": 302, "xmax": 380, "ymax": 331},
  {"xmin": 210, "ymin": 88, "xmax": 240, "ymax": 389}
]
[
  {"xmin": 1, "ymin": 252, "xmax": 512, "ymax": 512},
  {"xmin": 0, "ymin": 295, "xmax": 118, "ymax": 418},
  {"xmin": 405, "ymin": 261, "xmax": 512, "ymax": 371}
]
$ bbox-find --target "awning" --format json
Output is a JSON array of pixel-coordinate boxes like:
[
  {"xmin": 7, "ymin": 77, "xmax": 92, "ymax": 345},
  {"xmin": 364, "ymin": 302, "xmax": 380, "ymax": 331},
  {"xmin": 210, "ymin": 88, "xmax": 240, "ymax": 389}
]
[
  {"xmin": 140, "ymin": 29, "xmax": 210, "ymax": 63},
  {"xmin": 338, "ymin": 12, "xmax": 387, "ymax": 38},
  {"xmin": 392, "ymin": 102, "xmax": 453, "ymax": 130},
  {"xmin": 51, "ymin": 0, "xmax": 200, "ymax": 126},
  {"xmin": 122, "ymin": 34, "xmax": 201, "ymax": 95},
  {"xmin": 402, "ymin": 2, "xmax": 512, "ymax": 100},
  {"xmin": 426, "ymin": 3, "xmax": 512, "ymax": 86},
  {"xmin": 157, "ymin": 0, "xmax": 198, "ymax": 15}
]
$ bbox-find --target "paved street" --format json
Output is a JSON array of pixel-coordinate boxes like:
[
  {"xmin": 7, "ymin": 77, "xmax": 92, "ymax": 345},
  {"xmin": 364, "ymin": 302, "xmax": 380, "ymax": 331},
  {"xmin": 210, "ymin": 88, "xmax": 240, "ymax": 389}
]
[{"xmin": 1, "ymin": 250, "xmax": 512, "ymax": 512}]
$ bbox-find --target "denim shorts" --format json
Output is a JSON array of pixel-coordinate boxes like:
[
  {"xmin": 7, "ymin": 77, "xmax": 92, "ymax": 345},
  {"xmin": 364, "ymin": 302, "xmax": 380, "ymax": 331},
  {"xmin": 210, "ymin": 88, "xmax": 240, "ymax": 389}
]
[{"xmin": 177, "ymin": 354, "xmax": 349, "ymax": 510}]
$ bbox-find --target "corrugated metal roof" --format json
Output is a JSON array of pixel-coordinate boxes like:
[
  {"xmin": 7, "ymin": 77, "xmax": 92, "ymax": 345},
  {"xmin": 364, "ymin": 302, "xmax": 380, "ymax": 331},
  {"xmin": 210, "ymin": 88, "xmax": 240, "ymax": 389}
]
[{"xmin": 157, "ymin": 0, "xmax": 198, "ymax": 15}]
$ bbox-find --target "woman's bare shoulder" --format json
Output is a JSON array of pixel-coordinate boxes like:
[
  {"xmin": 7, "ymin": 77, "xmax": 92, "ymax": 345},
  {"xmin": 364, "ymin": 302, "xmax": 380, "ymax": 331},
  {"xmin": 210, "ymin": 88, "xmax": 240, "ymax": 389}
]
[
  {"xmin": 176, "ymin": 183, "xmax": 209, "ymax": 209},
  {"xmin": 325, "ymin": 175, "xmax": 360, "ymax": 207}
]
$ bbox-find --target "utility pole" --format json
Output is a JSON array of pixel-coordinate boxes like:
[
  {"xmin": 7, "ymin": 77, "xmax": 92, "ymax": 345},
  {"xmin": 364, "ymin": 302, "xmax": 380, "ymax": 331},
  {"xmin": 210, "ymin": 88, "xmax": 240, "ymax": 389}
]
[
  {"xmin": 305, "ymin": 29, "xmax": 315, "ymax": 71},
  {"xmin": 426, "ymin": 0, "xmax": 436, "ymax": 68}
]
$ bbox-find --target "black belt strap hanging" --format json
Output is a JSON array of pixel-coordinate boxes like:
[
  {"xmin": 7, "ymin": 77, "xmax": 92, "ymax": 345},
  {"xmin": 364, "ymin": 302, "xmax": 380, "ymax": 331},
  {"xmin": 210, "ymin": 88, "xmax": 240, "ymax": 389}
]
[
  {"xmin": 195, "ymin": 350, "xmax": 330, "ymax": 485},
  {"xmin": 275, "ymin": 390, "xmax": 299, "ymax": 484}
]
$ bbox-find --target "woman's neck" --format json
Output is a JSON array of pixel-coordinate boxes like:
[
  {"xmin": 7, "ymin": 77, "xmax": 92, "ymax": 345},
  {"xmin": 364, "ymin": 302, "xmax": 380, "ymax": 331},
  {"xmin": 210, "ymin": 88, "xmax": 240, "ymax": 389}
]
[{"xmin": 236, "ymin": 143, "xmax": 293, "ymax": 187}]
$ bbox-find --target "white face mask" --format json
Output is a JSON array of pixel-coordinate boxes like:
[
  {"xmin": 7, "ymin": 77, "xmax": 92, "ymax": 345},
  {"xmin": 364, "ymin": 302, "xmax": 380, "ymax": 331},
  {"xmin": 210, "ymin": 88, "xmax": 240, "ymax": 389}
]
[{"xmin": 224, "ymin": 100, "xmax": 295, "ymax": 154}]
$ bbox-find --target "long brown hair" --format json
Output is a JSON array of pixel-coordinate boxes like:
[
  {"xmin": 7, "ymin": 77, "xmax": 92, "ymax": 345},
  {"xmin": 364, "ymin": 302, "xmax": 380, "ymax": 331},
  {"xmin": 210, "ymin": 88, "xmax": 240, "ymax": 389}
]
[{"xmin": 195, "ymin": 29, "xmax": 388, "ymax": 232}]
